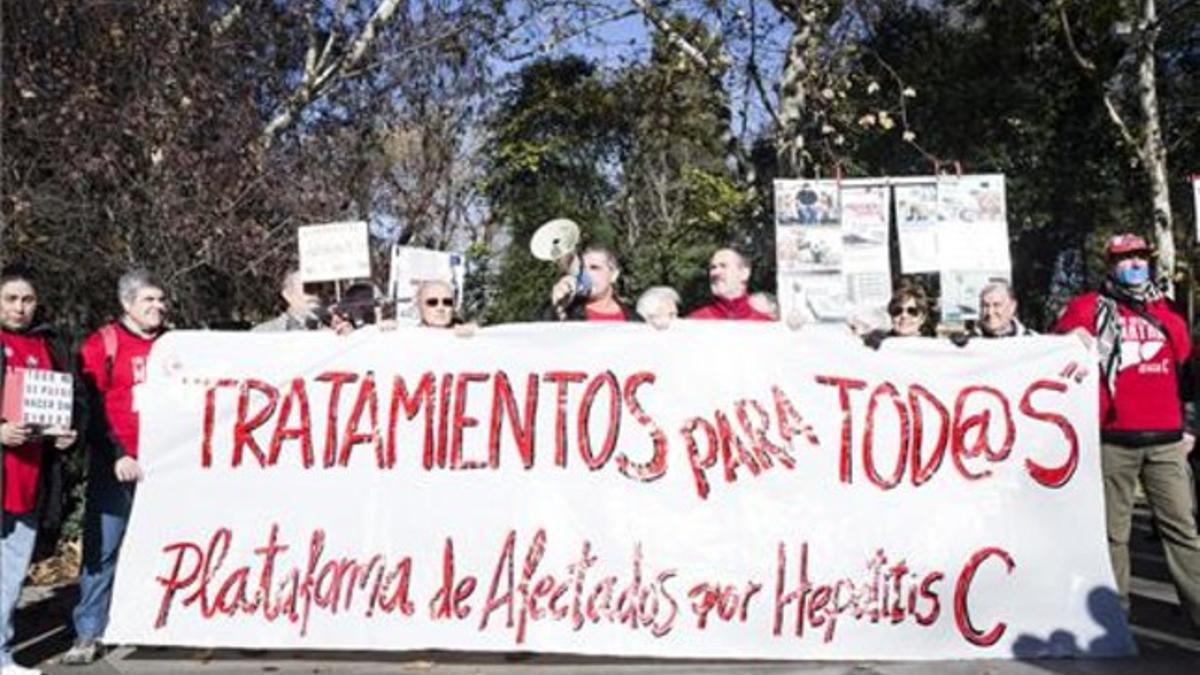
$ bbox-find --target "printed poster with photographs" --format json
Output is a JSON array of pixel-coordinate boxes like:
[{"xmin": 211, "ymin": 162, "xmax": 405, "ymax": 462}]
[
  {"xmin": 775, "ymin": 179, "xmax": 845, "ymax": 322},
  {"xmin": 894, "ymin": 184, "xmax": 939, "ymax": 273},
  {"xmin": 936, "ymin": 175, "xmax": 1010, "ymax": 273},
  {"xmin": 840, "ymin": 185, "xmax": 892, "ymax": 316},
  {"xmin": 936, "ymin": 174, "xmax": 1011, "ymax": 323}
]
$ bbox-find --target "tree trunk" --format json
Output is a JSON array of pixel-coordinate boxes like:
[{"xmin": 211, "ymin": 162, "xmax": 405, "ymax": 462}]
[
  {"xmin": 1134, "ymin": 0, "xmax": 1175, "ymax": 295},
  {"xmin": 776, "ymin": 22, "xmax": 810, "ymax": 176}
]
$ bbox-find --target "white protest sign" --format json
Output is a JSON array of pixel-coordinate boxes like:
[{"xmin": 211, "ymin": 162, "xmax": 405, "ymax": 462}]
[
  {"xmin": 1, "ymin": 367, "xmax": 73, "ymax": 429},
  {"xmin": 108, "ymin": 326, "xmax": 1132, "ymax": 660},
  {"xmin": 297, "ymin": 221, "xmax": 371, "ymax": 283}
]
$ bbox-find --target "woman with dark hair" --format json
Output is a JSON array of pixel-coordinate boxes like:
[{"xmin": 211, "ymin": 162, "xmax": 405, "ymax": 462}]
[{"xmin": 863, "ymin": 281, "xmax": 934, "ymax": 349}]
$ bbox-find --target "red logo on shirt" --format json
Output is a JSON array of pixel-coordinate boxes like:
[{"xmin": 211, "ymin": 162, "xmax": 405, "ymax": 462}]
[{"xmin": 1118, "ymin": 316, "xmax": 1167, "ymax": 373}]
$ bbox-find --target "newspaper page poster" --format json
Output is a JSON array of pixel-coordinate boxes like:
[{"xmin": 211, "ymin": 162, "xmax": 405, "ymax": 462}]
[
  {"xmin": 936, "ymin": 175, "xmax": 1010, "ymax": 273},
  {"xmin": 936, "ymin": 175, "xmax": 1011, "ymax": 323},
  {"xmin": 775, "ymin": 180, "xmax": 844, "ymax": 322},
  {"xmin": 895, "ymin": 184, "xmax": 939, "ymax": 273},
  {"xmin": 840, "ymin": 185, "xmax": 892, "ymax": 317}
]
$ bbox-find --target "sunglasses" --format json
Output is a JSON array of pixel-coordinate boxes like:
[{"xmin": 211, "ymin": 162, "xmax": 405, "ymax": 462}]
[
  {"xmin": 423, "ymin": 297, "xmax": 454, "ymax": 308},
  {"xmin": 889, "ymin": 306, "xmax": 922, "ymax": 318}
]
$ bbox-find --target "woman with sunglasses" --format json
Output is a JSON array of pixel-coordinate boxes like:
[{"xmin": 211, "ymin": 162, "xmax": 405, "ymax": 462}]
[{"xmin": 863, "ymin": 281, "xmax": 934, "ymax": 349}]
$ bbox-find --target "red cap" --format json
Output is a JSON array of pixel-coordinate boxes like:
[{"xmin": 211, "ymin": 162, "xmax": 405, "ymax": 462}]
[{"xmin": 1106, "ymin": 233, "xmax": 1152, "ymax": 257}]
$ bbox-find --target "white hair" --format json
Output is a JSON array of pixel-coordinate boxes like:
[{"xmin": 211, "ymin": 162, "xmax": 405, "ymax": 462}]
[
  {"xmin": 636, "ymin": 286, "xmax": 681, "ymax": 319},
  {"xmin": 979, "ymin": 278, "xmax": 1016, "ymax": 302},
  {"xmin": 118, "ymin": 268, "xmax": 163, "ymax": 305}
]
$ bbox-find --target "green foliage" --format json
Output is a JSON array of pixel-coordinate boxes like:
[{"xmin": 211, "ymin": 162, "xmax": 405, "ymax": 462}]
[
  {"xmin": 483, "ymin": 18, "xmax": 752, "ymax": 321},
  {"xmin": 843, "ymin": 1, "xmax": 1160, "ymax": 327},
  {"xmin": 482, "ymin": 56, "xmax": 625, "ymax": 323}
]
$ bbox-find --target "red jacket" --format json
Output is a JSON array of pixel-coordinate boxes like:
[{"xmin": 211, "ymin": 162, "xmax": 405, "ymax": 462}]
[
  {"xmin": 79, "ymin": 321, "xmax": 160, "ymax": 460},
  {"xmin": 1054, "ymin": 291, "xmax": 1190, "ymax": 437},
  {"xmin": 1, "ymin": 329, "xmax": 56, "ymax": 513},
  {"xmin": 688, "ymin": 294, "xmax": 774, "ymax": 321}
]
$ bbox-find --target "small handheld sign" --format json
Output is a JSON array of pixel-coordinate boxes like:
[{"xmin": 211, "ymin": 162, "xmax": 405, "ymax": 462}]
[
  {"xmin": 297, "ymin": 221, "xmax": 371, "ymax": 283},
  {"xmin": 2, "ymin": 367, "xmax": 73, "ymax": 431}
]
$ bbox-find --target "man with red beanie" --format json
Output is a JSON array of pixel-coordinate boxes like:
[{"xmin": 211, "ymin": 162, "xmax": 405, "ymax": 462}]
[
  {"xmin": 688, "ymin": 248, "xmax": 773, "ymax": 321},
  {"xmin": 1054, "ymin": 233, "xmax": 1200, "ymax": 631},
  {"xmin": 62, "ymin": 269, "xmax": 167, "ymax": 665}
]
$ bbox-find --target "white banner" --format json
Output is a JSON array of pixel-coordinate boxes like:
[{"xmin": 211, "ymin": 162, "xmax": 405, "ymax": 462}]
[{"xmin": 108, "ymin": 325, "xmax": 1133, "ymax": 660}]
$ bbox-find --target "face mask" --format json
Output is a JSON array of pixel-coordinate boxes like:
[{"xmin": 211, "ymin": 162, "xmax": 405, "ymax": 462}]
[{"xmin": 1115, "ymin": 262, "xmax": 1150, "ymax": 286}]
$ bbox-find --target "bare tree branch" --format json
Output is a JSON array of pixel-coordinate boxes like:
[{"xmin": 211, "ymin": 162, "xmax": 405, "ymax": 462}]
[
  {"xmin": 1054, "ymin": 1, "xmax": 1142, "ymax": 160},
  {"xmin": 260, "ymin": 0, "xmax": 404, "ymax": 148}
]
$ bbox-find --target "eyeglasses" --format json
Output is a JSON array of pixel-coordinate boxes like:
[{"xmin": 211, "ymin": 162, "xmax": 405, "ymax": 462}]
[
  {"xmin": 423, "ymin": 298, "xmax": 454, "ymax": 308},
  {"xmin": 889, "ymin": 305, "xmax": 922, "ymax": 318}
]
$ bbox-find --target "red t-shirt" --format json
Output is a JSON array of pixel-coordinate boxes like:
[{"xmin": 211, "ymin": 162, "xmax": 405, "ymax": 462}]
[
  {"xmin": 688, "ymin": 294, "xmax": 774, "ymax": 321},
  {"xmin": 2, "ymin": 330, "xmax": 55, "ymax": 513},
  {"xmin": 584, "ymin": 305, "xmax": 628, "ymax": 321},
  {"xmin": 79, "ymin": 322, "xmax": 160, "ymax": 459},
  {"xmin": 1054, "ymin": 291, "xmax": 1191, "ymax": 433}
]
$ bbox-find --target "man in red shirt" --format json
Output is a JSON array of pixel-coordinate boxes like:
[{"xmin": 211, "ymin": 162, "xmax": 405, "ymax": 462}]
[
  {"xmin": 546, "ymin": 247, "xmax": 637, "ymax": 321},
  {"xmin": 62, "ymin": 270, "xmax": 167, "ymax": 666},
  {"xmin": 688, "ymin": 248, "xmax": 773, "ymax": 321},
  {"xmin": 1, "ymin": 265, "xmax": 77, "ymax": 675},
  {"xmin": 1054, "ymin": 233, "xmax": 1200, "ymax": 631}
]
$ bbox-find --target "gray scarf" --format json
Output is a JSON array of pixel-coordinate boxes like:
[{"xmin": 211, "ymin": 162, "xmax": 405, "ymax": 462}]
[{"xmin": 1096, "ymin": 278, "xmax": 1162, "ymax": 395}]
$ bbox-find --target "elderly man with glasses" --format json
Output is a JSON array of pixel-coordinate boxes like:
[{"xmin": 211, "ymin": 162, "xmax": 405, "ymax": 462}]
[{"xmin": 414, "ymin": 280, "xmax": 476, "ymax": 336}]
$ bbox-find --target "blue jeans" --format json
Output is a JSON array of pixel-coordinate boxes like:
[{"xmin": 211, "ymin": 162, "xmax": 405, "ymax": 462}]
[
  {"xmin": 1, "ymin": 511, "xmax": 38, "ymax": 666},
  {"xmin": 72, "ymin": 457, "xmax": 135, "ymax": 642}
]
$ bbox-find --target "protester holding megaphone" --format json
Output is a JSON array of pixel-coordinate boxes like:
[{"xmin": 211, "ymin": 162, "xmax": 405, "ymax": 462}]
[
  {"xmin": 544, "ymin": 247, "xmax": 638, "ymax": 322},
  {"xmin": 530, "ymin": 219, "xmax": 637, "ymax": 322}
]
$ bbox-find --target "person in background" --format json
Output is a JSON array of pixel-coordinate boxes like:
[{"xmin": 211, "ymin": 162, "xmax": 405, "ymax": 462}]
[
  {"xmin": 1, "ymin": 265, "xmax": 79, "ymax": 675},
  {"xmin": 546, "ymin": 247, "xmax": 638, "ymax": 321},
  {"xmin": 330, "ymin": 281, "xmax": 383, "ymax": 332},
  {"xmin": 636, "ymin": 286, "xmax": 681, "ymax": 330},
  {"xmin": 63, "ymin": 269, "xmax": 168, "ymax": 666},
  {"xmin": 252, "ymin": 270, "xmax": 325, "ymax": 332},
  {"xmin": 1054, "ymin": 232, "xmax": 1200, "ymax": 631},
  {"xmin": 688, "ymin": 248, "xmax": 773, "ymax": 321}
]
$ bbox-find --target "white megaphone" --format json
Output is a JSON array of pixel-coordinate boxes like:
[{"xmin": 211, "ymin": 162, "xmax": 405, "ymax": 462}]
[
  {"xmin": 530, "ymin": 218, "xmax": 592, "ymax": 308},
  {"xmin": 530, "ymin": 218, "xmax": 581, "ymax": 263}
]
